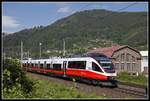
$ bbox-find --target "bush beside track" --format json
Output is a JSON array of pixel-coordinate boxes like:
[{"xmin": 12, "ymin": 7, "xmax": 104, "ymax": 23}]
[{"xmin": 2, "ymin": 58, "xmax": 35, "ymax": 98}]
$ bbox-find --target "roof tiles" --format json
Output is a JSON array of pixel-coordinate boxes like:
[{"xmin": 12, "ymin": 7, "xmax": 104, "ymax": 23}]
[{"xmin": 89, "ymin": 45, "xmax": 125, "ymax": 57}]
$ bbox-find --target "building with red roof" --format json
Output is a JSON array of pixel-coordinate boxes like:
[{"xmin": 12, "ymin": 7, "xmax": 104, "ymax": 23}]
[{"xmin": 88, "ymin": 45, "xmax": 142, "ymax": 75}]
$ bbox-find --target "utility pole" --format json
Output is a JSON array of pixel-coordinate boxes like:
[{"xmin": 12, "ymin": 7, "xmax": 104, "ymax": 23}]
[
  {"xmin": 28, "ymin": 51, "xmax": 29, "ymax": 58},
  {"xmin": 63, "ymin": 39, "xmax": 65, "ymax": 57},
  {"xmin": 3, "ymin": 52, "xmax": 5, "ymax": 61},
  {"xmin": 39, "ymin": 42, "xmax": 42, "ymax": 59},
  {"xmin": 21, "ymin": 41, "xmax": 23, "ymax": 68}
]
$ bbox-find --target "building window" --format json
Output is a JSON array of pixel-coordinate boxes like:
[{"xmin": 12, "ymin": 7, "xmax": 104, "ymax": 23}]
[
  {"xmin": 121, "ymin": 63, "xmax": 124, "ymax": 70},
  {"xmin": 121, "ymin": 54, "xmax": 125, "ymax": 61},
  {"xmin": 127, "ymin": 63, "xmax": 130, "ymax": 71},
  {"xmin": 132, "ymin": 63, "xmax": 135, "ymax": 71},
  {"xmin": 132, "ymin": 56, "xmax": 135, "ymax": 62},
  {"xmin": 126, "ymin": 53, "xmax": 130, "ymax": 61},
  {"xmin": 144, "ymin": 67, "xmax": 148, "ymax": 73},
  {"xmin": 143, "ymin": 56, "xmax": 148, "ymax": 61},
  {"xmin": 116, "ymin": 55, "xmax": 120, "ymax": 61},
  {"xmin": 115, "ymin": 63, "xmax": 119, "ymax": 69},
  {"xmin": 68, "ymin": 61, "xmax": 86, "ymax": 69}
]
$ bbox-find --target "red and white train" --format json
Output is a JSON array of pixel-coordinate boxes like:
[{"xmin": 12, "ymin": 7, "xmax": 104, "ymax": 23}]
[{"xmin": 22, "ymin": 54, "xmax": 118, "ymax": 87}]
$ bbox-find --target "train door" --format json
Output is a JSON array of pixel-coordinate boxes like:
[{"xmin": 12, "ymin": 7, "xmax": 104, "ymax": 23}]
[{"xmin": 63, "ymin": 61, "xmax": 67, "ymax": 77}]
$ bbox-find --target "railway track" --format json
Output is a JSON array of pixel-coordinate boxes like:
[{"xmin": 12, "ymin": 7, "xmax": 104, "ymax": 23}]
[
  {"xmin": 27, "ymin": 72, "xmax": 148, "ymax": 98},
  {"xmin": 118, "ymin": 80, "xmax": 147, "ymax": 89},
  {"xmin": 114, "ymin": 85, "xmax": 147, "ymax": 98}
]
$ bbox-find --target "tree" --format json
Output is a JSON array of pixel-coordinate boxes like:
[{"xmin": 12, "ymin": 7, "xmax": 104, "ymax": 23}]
[{"xmin": 2, "ymin": 58, "xmax": 34, "ymax": 98}]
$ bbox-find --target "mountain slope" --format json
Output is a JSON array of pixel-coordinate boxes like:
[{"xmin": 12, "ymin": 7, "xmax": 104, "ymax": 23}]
[{"xmin": 3, "ymin": 9, "xmax": 148, "ymax": 58}]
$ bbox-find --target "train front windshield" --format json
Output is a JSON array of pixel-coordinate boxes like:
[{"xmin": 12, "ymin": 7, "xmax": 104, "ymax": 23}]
[
  {"xmin": 93, "ymin": 56, "xmax": 115, "ymax": 73},
  {"xmin": 100, "ymin": 62, "xmax": 115, "ymax": 73}
]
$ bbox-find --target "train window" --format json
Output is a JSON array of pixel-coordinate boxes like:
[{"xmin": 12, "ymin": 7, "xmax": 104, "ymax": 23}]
[
  {"xmin": 53, "ymin": 64, "xmax": 61, "ymax": 71},
  {"xmin": 26, "ymin": 62, "xmax": 29, "ymax": 67},
  {"xmin": 101, "ymin": 63, "xmax": 115, "ymax": 73},
  {"xmin": 31, "ymin": 63, "xmax": 34, "ymax": 67},
  {"xmin": 38, "ymin": 61, "xmax": 40, "ymax": 68},
  {"xmin": 40, "ymin": 64, "xmax": 43, "ymax": 68},
  {"xmin": 47, "ymin": 64, "xmax": 51, "ymax": 69},
  {"xmin": 35, "ymin": 64, "xmax": 38, "ymax": 67},
  {"xmin": 68, "ymin": 61, "xmax": 86, "ymax": 69},
  {"xmin": 92, "ymin": 62, "xmax": 103, "ymax": 72},
  {"xmin": 27, "ymin": 63, "xmax": 29, "ymax": 67},
  {"xmin": 44, "ymin": 61, "xmax": 46, "ymax": 68},
  {"xmin": 30, "ymin": 62, "xmax": 32, "ymax": 68},
  {"xmin": 24, "ymin": 63, "xmax": 26, "ymax": 67},
  {"xmin": 22, "ymin": 63, "xmax": 24, "ymax": 67}
]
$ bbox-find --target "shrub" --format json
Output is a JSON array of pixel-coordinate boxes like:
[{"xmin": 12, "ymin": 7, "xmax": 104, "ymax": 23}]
[{"xmin": 2, "ymin": 58, "xmax": 35, "ymax": 98}]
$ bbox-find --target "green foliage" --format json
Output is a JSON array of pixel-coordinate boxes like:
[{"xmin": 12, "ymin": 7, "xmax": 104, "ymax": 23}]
[
  {"xmin": 3, "ymin": 84, "xmax": 25, "ymax": 98},
  {"xmin": 2, "ymin": 58, "xmax": 35, "ymax": 98},
  {"xmin": 25, "ymin": 75, "xmax": 100, "ymax": 98},
  {"xmin": 117, "ymin": 72, "xmax": 148, "ymax": 86},
  {"xmin": 3, "ymin": 9, "xmax": 147, "ymax": 58}
]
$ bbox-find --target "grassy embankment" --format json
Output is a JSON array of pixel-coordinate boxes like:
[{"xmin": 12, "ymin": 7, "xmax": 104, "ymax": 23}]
[
  {"xmin": 116, "ymin": 72, "xmax": 148, "ymax": 87},
  {"xmin": 27, "ymin": 74, "xmax": 101, "ymax": 99},
  {"xmin": 4, "ymin": 73, "xmax": 104, "ymax": 99}
]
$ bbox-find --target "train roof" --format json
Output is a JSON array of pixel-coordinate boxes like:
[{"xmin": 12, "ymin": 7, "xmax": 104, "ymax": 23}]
[{"xmin": 22, "ymin": 57, "xmax": 95, "ymax": 63}]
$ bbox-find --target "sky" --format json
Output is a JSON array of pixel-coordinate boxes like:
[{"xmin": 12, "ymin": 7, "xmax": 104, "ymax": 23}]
[{"xmin": 2, "ymin": 2, "xmax": 148, "ymax": 34}]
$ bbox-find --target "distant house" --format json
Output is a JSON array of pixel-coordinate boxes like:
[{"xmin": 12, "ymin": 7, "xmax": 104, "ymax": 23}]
[
  {"xmin": 88, "ymin": 45, "xmax": 142, "ymax": 75},
  {"xmin": 140, "ymin": 51, "xmax": 148, "ymax": 75}
]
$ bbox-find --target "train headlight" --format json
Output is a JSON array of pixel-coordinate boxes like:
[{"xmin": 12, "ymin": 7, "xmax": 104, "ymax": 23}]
[{"xmin": 108, "ymin": 76, "xmax": 115, "ymax": 80}]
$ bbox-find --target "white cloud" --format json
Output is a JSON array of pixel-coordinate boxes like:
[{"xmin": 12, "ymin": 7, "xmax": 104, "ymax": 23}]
[
  {"xmin": 57, "ymin": 6, "xmax": 71, "ymax": 13},
  {"xmin": 2, "ymin": 16, "xmax": 20, "ymax": 28}
]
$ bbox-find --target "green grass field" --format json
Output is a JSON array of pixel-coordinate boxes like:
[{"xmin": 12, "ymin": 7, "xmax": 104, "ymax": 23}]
[
  {"xmin": 116, "ymin": 72, "xmax": 148, "ymax": 86},
  {"xmin": 28, "ymin": 75, "xmax": 100, "ymax": 99}
]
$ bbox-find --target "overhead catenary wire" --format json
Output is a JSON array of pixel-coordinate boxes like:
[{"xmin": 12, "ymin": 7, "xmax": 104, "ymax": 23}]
[
  {"xmin": 73, "ymin": 2, "xmax": 146, "ymax": 30},
  {"xmin": 70, "ymin": 2, "xmax": 139, "ymax": 20},
  {"xmin": 62, "ymin": 2, "xmax": 142, "ymax": 54},
  {"xmin": 99, "ymin": 2, "xmax": 138, "ymax": 20}
]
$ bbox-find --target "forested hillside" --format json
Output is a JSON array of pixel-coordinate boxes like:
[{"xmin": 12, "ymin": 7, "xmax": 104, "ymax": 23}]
[{"xmin": 3, "ymin": 9, "xmax": 147, "ymax": 58}]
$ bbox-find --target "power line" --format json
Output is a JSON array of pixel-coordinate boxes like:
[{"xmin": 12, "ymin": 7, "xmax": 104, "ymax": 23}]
[
  {"xmin": 70, "ymin": 2, "xmax": 139, "ymax": 20},
  {"xmin": 21, "ymin": 41, "xmax": 23, "ymax": 68},
  {"xmin": 117, "ymin": 2, "xmax": 138, "ymax": 11},
  {"xmin": 96, "ymin": 2, "xmax": 138, "ymax": 20},
  {"xmin": 79, "ymin": 3, "xmax": 92, "ymax": 11},
  {"xmin": 67, "ymin": 2, "xmax": 143, "ymax": 37},
  {"xmin": 70, "ymin": 3, "xmax": 92, "ymax": 14}
]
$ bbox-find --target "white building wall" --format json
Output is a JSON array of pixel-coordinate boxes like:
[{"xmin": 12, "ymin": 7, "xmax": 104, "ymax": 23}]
[
  {"xmin": 141, "ymin": 59, "xmax": 148, "ymax": 72},
  {"xmin": 140, "ymin": 51, "xmax": 148, "ymax": 72}
]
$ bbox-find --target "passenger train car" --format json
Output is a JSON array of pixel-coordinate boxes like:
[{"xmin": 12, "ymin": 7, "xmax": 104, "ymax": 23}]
[{"xmin": 22, "ymin": 55, "xmax": 118, "ymax": 87}]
